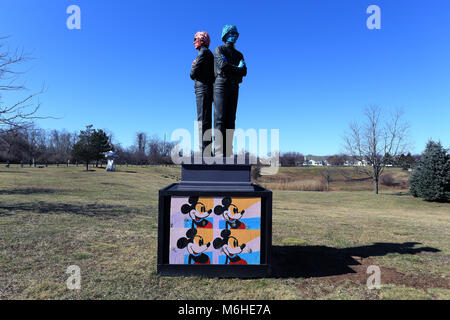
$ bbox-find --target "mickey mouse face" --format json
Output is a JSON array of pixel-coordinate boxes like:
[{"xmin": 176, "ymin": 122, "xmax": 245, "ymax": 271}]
[
  {"xmin": 177, "ymin": 228, "xmax": 210, "ymax": 255},
  {"xmin": 213, "ymin": 229, "xmax": 246, "ymax": 258},
  {"xmin": 222, "ymin": 235, "xmax": 245, "ymax": 257},
  {"xmin": 213, "ymin": 197, "xmax": 245, "ymax": 222},
  {"xmin": 223, "ymin": 203, "xmax": 245, "ymax": 222},
  {"xmin": 187, "ymin": 235, "xmax": 210, "ymax": 255},
  {"xmin": 181, "ymin": 196, "xmax": 212, "ymax": 220},
  {"xmin": 193, "ymin": 202, "xmax": 212, "ymax": 219}
]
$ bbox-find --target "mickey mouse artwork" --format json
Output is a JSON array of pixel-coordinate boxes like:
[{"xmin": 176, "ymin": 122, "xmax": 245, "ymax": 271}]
[
  {"xmin": 169, "ymin": 196, "xmax": 261, "ymax": 265},
  {"xmin": 214, "ymin": 197, "xmax": 246, "ymax": 229},
  {"xmin": 213, "ymin": 229, "xmax": 247, "ymax": 265},
  {"xmin": 176, "ymin": 228, "xmax": 211, "ymax": 264},
  {"xmin": 181, "ymin": 196, "xmax": 213, "ymax": 229}
]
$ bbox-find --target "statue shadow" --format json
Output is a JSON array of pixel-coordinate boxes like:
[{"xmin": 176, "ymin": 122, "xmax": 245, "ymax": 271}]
[
  {"xmin": 271, "ymin": 242, "xmax": 440, "ymax": 278},
  {"xmin": 385, "ymin": 192, "xmax": 410, "ymax": 196},
  {"xmin": 0, "ymin": 188, "xmax": 59, "ymax": 195},
  {"xmin": 0, "ymin": 170, "xmax": 29, "ymax": 174},
  {"xmin": 0, "ymin": 201, "xmax": 137, "ymax": 217}
]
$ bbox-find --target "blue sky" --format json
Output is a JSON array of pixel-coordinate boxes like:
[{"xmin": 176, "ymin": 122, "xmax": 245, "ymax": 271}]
[{"xmin": 1, "ymin": 0, "xmax": 449, "ymax": 155}]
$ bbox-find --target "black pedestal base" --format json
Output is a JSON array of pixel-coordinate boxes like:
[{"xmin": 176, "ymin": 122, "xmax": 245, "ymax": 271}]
[
  {"xmin": 157, "ymin": 161, "xmax": 272, "ymax": 278},
  {"xmin": 157, "ymin": 264, "xmax": 272, "ymax": 278}
]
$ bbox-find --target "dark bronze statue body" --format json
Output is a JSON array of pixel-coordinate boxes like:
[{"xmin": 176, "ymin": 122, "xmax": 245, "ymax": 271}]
[
  {"xmin": 190, "ymin": 26, "xmax": 247, "ymax": 158},
  {"xmin": 190, "ymin": 31, "xmax": 215, "ymax": 154},
  {"xmin": 213, "ymin": 25, "xmax": 247, "ymax": 157},
  {"xmin": 160, "ymin": 29, "xmax": 271, "ymax": 278}
]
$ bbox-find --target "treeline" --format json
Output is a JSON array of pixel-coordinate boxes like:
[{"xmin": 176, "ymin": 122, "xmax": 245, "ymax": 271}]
[
  {"xmin": 279, "ymin": 152, "xmax": 419, "ymax": 170},
  {"xmin": 326, "ymin": 153, "xmax": 419, "ymax": 170},
  {"xmin": 0, "ymin": 125, "xmax": 420, "ymax": 170},
  {"xmin": 0, "ymin": 125, "xmax": 175, "ymax": 166}
]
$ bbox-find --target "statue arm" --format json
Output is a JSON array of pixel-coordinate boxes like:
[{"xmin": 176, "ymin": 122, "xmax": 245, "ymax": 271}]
[
  {"xmin": 234, "ymin": 53, "xmax": 247, "ymax": 77},
  {"xmin": 226, "ymin": 61, "xmax": 247, "ymax": 77},
  {"xmin": 214, "ymin": 47, "xmax": 228, "ymax": 73},
  {"xmin": 190, "ymin": 51, "xmax": 205, "ymax": 80},
  {"xmin": 215, "ymin": 48, "xmax": 247, "ymax": 77}
]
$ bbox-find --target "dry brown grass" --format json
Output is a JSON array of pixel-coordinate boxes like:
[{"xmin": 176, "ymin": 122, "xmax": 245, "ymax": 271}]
[
  {"xmin": 257, "ymin": 167, "xmax": 410, "ymax": 192},
  {"xmin": 262, "ymin": 178, "xmax": 327, "ymax": 191},
  {"xmin": 0, "ymin": 165, "xmax": 448, "ymax": 300}
]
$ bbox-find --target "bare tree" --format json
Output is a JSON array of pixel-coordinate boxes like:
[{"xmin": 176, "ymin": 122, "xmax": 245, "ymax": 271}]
[
  {"xmin": 0, "ymin": 37, "xmax": 45, "ymax": 131},
  {"xmin": 47, "ymin": 129, "xmax": 74, "ymax": 163},
  {"xmin": 24, "ymin": 125, "xmax": 46, "ymax": 164},
  {"xmin": 280, "ymin": 152, "xmax": 304, "ymax": 167},
  {"xmin": 135, "ymin": 132, "xmax": 146, "ymax": 153},
  {"xmin": 319, "ymin": 166, "xmax": 334, "ymax": 191},
  {"xmin": 0, "ymin": 127, "xmax": 27, "ymax": 162},
  {"xmin": 148, "ymin": 135, "xmax": 175, "ymax": 165},
  {"xmin": 132, "ymin": 132, "xmax": 148, "ymax": 165},
  {"xmin": 327, "ymin": 154, "xmax": 349, "ymax": 166},
  {"xmin": 343, "ymin": 106, "xmax": 409, "ymax": 194}
]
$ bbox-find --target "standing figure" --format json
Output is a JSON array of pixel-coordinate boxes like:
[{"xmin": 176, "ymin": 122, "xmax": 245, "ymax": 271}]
[
  {"xmin": 190, "ymin": 31, "xmax": 215, "ymax": 155},
  {"xmin": 213, "ymin": 25, "xmax": 247, "ymax": 157}
]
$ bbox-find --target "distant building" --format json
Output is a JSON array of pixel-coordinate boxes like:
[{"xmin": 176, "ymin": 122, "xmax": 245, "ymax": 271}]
[
  {"xmin": 356, "ymin": 160, "xmax": 369, "ymax": 166},
  {"xmin": 343, "ymin": 159, "xmax": 369, "ymax": 166},
  {"xmin": 303, "ymin": 157, "xmax": 329, "ymax": 166}
]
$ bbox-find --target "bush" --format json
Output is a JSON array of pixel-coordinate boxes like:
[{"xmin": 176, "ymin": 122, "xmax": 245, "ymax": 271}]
[
  {"xmin": 409, "ymin": 140, "xmax": 450, "ymax": 202},
  {"xmin": 380, "ymin": 174, "xmax": 396, "ymax": 186}
]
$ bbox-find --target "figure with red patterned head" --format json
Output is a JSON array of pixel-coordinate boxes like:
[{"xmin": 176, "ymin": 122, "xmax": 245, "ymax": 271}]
[{"xmin": 190, "ymin": 31, "xmax": 215, "ymax": 155}]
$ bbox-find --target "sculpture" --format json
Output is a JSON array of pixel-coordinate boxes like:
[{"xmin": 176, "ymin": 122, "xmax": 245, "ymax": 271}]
[
  {"xmin": 104, "ymin": 150, "xmax": 119, "ymax": 171},
  {"xmin": 190, "ymin": 31, "xmax": 215, "ymax": 155},
  {"xmin": 213, "ymin": 24, "xmax": 247, "ymax": 157},
  {"xmin": 158, "ymin": 27, "xmax": 271, "ymax": 278}
]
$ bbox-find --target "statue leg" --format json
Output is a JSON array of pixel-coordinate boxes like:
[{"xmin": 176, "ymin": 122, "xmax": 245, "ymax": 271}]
[
  {"xmin": 195, "ymin": 84, "xmax": 213, "ymax": 155},
  {"xmin": 224, "ymin": 84, "xmax": 239, "ymax": 157},
  {"xmin": 203, "ymin": 85, "xmax": 213, "ymax": 156},
  {"xmin": 213, "ymin": 81, "xmax": 227, "ymax": 157}
]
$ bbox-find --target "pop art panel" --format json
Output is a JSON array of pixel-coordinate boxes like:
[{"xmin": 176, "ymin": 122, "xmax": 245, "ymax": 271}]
[{"xmin": 169, "ymin": 196, "xmax": 261, "ymax": 265}]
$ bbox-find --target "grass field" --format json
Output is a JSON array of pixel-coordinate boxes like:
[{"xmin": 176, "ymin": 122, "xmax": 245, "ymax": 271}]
[{"xmin": 0, "ymin": 165, "xmax": 449, "ymax": 300}]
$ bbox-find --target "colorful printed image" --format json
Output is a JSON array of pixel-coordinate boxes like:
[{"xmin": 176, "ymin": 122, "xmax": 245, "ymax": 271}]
[{"xmin": 169, "ymin": 196, "xmax": 261, "ymax": 265}]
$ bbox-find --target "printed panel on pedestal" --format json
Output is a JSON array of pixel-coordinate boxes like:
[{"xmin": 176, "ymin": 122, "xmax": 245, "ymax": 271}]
[{"xmin": 169, "ymin": 196, "xmax": 261, "ymax": 265}]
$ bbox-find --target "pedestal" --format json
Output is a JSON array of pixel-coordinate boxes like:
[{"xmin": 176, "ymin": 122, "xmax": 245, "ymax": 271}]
[{"xmin": 157, "ymin": 158, "xmax": 272, "ymax": 278}]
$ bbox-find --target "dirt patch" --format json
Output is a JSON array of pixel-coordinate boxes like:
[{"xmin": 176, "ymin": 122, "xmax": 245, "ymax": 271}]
[
  {"xmin": 320, "ymin": 256, "xmax": 449, "ymax": 290},
  {"xmin": 272, "ymin": 243, "xmax": 449, "ymax": 295}
]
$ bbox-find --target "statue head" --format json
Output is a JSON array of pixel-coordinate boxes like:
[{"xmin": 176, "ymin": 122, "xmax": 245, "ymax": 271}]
[
  {"xmin": 221, "ymin": 25, "xmax": 239, "ymax": 44},
  {"xmin": 193, "ymin": 31, "xmax": 210, "ymax": 50}
]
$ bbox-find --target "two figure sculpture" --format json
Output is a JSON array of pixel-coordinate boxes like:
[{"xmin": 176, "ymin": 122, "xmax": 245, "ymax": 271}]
[{"xmin": 190, "ymin": 25, "xmax": 247, "ymax": 158}]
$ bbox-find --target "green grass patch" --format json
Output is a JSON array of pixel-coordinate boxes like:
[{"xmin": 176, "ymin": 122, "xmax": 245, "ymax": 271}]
[
  {"xmin": 282, "ymin": 238, "xmax": 308, "ymax": 246},
  {"xmin": 71, "ymin": 252, "xmax": 92, "ymax": 260},
  {"xmin": 380, "ymin": 285, "xmax": 432, "ymax": 300}
]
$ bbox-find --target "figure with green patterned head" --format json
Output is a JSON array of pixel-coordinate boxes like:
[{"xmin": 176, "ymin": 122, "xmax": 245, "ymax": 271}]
[{"xmin": 213, "ymin": 24, "xmax": 247, "ymax": 157}]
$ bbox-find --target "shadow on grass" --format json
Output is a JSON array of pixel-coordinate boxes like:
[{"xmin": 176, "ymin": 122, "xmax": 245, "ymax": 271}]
[
  {"xmin": 0, "ymin": 212, "xmax": 13, "ymax": 216},
  {"xmin": 384, "ymin": 191, "xmax": 411, "ymax": 196},
  {"xmin": 0, "ymin": 201, "xmax": 139, "ymax": 217},
  {"xmin": 0, "ymin": 188, "xmax": 60, "ymax": 195},
  {"xmin": 99, "ymin": 182, "xmax": 132, "ymax": 187},
  {"xmin": 271, "ymin": 242, "xmax": 440, "ymax": 278},
  {"xmin": 0, "ymin": 170, "xmax": 29, "ymax": 174}
]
